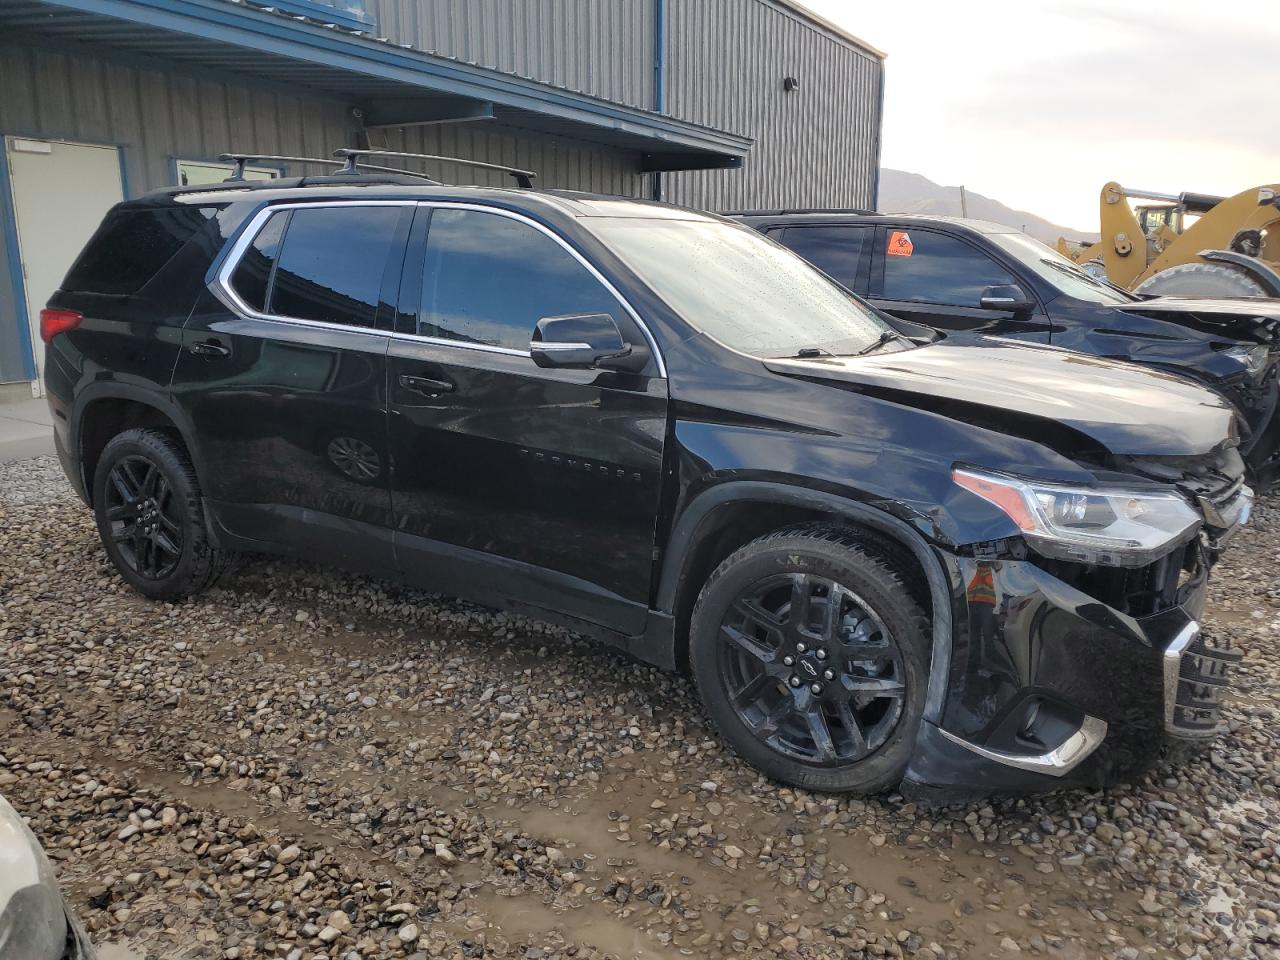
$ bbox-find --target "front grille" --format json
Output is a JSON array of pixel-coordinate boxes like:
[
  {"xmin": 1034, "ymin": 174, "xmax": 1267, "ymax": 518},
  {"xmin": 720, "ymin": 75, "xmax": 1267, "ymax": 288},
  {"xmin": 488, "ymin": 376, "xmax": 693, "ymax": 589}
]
[{"xmin": 1165, "ymin": 630, "xmax": 1242, "ymax": 737}]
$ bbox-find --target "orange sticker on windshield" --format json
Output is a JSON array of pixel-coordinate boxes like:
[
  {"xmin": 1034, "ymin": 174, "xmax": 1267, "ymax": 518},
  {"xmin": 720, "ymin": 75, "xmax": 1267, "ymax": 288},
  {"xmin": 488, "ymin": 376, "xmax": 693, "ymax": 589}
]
[{"xmin": 887, "ymin": 231, "xmax": 914, "ymax": 257}]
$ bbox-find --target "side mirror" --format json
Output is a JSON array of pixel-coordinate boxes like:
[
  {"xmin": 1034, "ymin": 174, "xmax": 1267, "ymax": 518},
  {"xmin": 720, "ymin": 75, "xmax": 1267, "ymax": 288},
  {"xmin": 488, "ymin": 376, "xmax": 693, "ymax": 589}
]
[
  {"xmin": 979, "ymin": 284, "xmax": 1034, "ymax": 315},
  {"xmin": 530, "ymin": 313, "xmax": 648, "ymax": 372}
]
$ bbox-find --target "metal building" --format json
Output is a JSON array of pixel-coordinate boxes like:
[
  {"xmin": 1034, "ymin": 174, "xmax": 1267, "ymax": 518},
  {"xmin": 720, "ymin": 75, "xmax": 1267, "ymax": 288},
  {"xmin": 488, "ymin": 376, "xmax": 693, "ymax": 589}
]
[{"xmin": 0, "ymin": 0, "xmax": 885, "ymax": 395}]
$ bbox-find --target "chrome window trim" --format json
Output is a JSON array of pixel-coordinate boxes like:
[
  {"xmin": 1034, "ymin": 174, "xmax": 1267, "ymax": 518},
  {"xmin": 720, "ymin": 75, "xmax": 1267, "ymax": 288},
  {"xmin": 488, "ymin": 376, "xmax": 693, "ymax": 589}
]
[
  {"xmin": 211, "ymin": 200, "xmax": 416, "ymax": 339},
  {"xmin": 212, "ymin": 198, "xmax": 668, "ymax": 378}
]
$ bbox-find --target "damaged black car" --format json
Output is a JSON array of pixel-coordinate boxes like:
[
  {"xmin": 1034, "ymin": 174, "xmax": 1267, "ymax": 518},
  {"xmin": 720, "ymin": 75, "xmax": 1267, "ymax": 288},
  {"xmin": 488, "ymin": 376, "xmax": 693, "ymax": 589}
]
[
  {"xmin": 733, "ymin": 210, "xmax": 1280, "ymax": 486},
  {"xmin": 44, "ymin": 168, "xmax": 1251, "ymax": 796}
]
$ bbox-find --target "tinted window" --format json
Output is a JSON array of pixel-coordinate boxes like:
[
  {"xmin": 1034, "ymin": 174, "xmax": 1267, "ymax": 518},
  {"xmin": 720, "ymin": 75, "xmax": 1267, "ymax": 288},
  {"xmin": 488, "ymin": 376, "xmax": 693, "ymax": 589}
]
[
  {"xmin": 230, "ymin": 211, "xmax": 287, "ymax": 312},
  {"xmin": 268, "ymin": 206, "xmax": 400, "ymax": 327},
  {"xmin": 880, "ymin": 230, "xmax": 1017, "ymax": 307},
  {"xmin": 779, "ymin": 226, "xmax": 872, "ymax": 290},
  {"xmin": 420, "ymin": 209, "xmax": 620, "ymax": 349},
  {"xmin": 63, "ymin": 207, "xmax": 215, "ymax": 296}
]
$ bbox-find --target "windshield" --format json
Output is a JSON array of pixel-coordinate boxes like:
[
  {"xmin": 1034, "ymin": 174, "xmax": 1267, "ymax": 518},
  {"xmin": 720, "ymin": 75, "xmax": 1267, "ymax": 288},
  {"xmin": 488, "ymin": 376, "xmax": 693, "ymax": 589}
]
[
  {"xmin": 986, "ymin": 231, "xmax": 1135, "ymax": 306},
  {"xmin": 588, "ymin": 217, "xmax": 898, "ymax": 358}
]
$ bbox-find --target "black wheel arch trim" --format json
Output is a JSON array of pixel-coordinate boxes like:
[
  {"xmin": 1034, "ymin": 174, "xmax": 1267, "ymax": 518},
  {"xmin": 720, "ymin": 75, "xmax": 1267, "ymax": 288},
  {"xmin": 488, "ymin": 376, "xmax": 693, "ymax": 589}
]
[
  {"xmin": 69, "ymin": 383, "xmax": 209, "ymax": 505},
  {"xmin": 655, "ymin": 481, "xmax": 956, "ymax": 724}
]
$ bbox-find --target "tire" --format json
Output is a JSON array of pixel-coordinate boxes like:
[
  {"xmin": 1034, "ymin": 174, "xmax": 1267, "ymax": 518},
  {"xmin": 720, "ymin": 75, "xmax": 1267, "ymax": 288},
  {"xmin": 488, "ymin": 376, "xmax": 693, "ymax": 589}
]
[
  {"xmin": 92, "ymin": 428, "xmax": 234, "ymax": 601},
  {"xmin": 689, "ymin": 525, "xmax": 929, "ymax": 794},
  {"xmin": 1133, "ymin": 263, "xmax": 1267, "ymax": 298}
]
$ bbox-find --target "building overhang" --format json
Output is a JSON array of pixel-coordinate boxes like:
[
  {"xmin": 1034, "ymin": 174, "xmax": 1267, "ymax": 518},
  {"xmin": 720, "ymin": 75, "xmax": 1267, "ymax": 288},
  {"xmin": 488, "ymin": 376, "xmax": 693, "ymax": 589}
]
[{"xmin": 0, "ymin": 0, "xmax": 752, "ymax": 173}]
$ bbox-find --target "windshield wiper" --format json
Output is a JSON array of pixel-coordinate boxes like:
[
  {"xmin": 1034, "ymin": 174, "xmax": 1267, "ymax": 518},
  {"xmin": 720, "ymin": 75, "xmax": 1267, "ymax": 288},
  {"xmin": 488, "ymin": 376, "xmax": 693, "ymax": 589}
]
[{"xmin": 855, "ymin": 330, "xmax": 904, "ymax": 356}]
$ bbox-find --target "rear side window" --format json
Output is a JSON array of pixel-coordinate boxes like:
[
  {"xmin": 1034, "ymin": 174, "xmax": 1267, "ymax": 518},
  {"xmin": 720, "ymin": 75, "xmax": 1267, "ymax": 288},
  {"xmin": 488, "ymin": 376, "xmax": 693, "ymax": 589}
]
[
  {"xmin": 779, "ymin": 226, "xmax": 872, "ymax": 291},
  {"xmin": 879, "ymin": 230, "xmax": 1017, "ymax": 307},
  {"xmin": 230, "ymin": 205, "xmax": 402, "ymax": 328},
  {"xmin": 63, "ymin": 207, "xmax": 215, "ymax": 296},
  {"xmin": 230, "ymin": 212, "xmax": 286, "ymax": 312},
  {"xmin": 418, "ymin": 208, "xmax": 620, "ymax": 349}
]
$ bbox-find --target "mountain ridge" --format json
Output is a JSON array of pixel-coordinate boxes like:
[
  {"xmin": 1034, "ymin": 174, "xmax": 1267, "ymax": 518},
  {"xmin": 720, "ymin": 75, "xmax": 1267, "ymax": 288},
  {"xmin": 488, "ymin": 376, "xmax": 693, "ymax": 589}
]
[{"xmin": 878, "ymin": 169, "xmax": 1099, "ymax": 245}]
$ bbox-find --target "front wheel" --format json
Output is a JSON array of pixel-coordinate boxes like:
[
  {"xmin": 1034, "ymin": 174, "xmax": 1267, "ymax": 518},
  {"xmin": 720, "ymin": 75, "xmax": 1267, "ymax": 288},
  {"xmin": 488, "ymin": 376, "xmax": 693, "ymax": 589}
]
[
  {"xmin": 689, "ymin": 526, "xmax": 929, "ymax": 793},
  {"xmin": 92, "ymin": 428, "xmax": 234, "ymax": 601}
]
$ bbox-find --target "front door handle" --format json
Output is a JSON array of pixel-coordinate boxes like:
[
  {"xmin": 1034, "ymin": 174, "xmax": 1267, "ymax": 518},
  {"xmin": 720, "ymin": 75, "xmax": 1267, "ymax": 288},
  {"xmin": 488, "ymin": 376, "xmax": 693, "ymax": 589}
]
[
  {"xmin": 398, "ymin": 374, "xmax": 455, "ymax": 397},
  {"xmin": 188, "ymin": 339, "xmax": 230, "ymax": 358}
]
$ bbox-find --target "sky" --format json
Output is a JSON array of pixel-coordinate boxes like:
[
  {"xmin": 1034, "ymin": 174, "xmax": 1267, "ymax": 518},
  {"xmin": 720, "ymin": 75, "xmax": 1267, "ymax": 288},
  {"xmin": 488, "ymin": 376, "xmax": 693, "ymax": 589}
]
[{"xmin": 796, "ymin": 0, "xmax": 1280, "ymax": 231}]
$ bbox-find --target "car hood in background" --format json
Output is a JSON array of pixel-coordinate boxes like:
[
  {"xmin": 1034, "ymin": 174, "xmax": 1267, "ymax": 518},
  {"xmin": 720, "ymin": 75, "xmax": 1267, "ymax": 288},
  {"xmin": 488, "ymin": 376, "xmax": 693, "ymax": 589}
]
[
  {"xmin": 764, "ymin": 341, "xmax": 1236, "ymax": 457},
  {"xmin": 1117, "ymin": 297, "xmax": 1280, "ymax": 319}
]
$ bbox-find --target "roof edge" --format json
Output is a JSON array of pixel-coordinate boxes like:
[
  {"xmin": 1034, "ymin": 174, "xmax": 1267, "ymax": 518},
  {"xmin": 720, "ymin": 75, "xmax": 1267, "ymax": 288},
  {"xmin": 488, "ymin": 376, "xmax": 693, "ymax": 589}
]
[{"xmin": 770, "ymin": 0, "xmax": 887, "ymax": 60}]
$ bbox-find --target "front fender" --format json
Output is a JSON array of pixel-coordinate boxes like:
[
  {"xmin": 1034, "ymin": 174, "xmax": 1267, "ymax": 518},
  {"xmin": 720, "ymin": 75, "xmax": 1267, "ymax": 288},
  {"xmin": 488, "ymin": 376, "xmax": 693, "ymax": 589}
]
[{"xmin": 655, "ymin": 479, "xmax": 963, "ymax": 725}]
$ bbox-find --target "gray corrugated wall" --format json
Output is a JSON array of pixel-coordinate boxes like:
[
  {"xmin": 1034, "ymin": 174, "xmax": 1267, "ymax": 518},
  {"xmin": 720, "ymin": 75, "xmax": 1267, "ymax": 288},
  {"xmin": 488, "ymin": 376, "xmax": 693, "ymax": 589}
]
[
  {"xmin": 365, "ymin": 0, "xmax": 658, "ymax": 110},
  {"xmin": 0, "ymin": 40, "xmax": 360, "ymax": 382},
  {"xmin": 361, "ymin": 0, "xmax": 882, "ymax": 211},
  {"xmin": 0, "ymin": 39, "xmax": 644, "ymax": 382},
  {"xmin": 661, "ymin": 0, "xmax": 882, "ymax": 210}
]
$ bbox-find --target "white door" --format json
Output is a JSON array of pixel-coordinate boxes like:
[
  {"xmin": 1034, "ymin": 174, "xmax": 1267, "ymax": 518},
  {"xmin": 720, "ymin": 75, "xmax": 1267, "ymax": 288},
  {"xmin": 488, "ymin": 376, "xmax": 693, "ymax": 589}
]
[{"xmin": 5, "ymin": 138, "xmax": 124, "ymax": 396}]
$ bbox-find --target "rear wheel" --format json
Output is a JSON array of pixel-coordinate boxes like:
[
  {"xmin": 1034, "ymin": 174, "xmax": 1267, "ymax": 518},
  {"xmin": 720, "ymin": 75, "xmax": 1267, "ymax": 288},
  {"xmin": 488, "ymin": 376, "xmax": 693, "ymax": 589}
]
[
  {"xmin": 689, "ymin": 526, "xmax": 929, "ymax": 793},
  {"xmin": 1134, "ymin": 262, "xmax": 1267, "ymax": 298},
  {"xmin": 93, "ymin": 428, "xmax": 233, "ymax": 601}
]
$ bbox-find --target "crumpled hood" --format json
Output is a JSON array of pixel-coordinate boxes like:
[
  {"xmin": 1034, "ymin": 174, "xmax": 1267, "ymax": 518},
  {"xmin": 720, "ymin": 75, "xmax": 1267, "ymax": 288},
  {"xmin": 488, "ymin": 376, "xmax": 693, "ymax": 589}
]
[
  {"xmin": 764, "ymin": 341, "xmax": 1236, "ymax": 456},
  {"xmin": 1116, "ymin": 296, "xmax": 1280, "ymax": 319}
]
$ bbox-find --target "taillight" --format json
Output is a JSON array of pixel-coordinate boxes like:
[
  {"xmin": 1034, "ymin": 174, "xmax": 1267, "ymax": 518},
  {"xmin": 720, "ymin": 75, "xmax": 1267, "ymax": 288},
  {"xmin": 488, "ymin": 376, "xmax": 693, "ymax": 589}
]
[{"xmin": 39, "ymin": 308, "xmax": 82, "ymax": 343}]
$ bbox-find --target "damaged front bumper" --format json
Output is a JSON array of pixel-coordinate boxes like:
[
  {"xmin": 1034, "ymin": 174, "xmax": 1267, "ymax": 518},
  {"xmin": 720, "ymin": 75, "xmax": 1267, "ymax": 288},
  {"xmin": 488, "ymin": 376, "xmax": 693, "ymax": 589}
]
[{"xmin": 902, "ymin": 532, "xmax": 1244, "ymax": 800}]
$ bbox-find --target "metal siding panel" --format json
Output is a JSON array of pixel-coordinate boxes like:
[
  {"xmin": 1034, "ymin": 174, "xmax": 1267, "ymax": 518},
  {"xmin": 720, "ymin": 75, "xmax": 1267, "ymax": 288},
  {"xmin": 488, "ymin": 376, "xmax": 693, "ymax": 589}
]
[
  {"xmin": 664, "ymin": 0, "xmax": 881, "ymax": 210},
  {"xmin": 367, "ymin": 0, "xmax": 654, "ymax": 109}
]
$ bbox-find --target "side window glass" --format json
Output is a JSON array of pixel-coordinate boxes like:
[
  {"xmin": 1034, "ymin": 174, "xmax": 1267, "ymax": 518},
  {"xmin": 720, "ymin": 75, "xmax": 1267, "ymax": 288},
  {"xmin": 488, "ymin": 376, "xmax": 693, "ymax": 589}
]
[
  {"xmin": 269, "ymin": 206, "xmax": 400, "ymax": 327},
  {"xmin": 420, "ymin": 209, "xmax": 621, "ymax": 350},
  {"xmin": 230, "ymin": 211, "xmax": 287, "ymax": 312},
  {"xmin": 880, "ymin": 231, "xmax": 1017, "ymax": 307},
  {"xmin": 779, "ymin": 226, "xmax": 871, "ymax": 290}
]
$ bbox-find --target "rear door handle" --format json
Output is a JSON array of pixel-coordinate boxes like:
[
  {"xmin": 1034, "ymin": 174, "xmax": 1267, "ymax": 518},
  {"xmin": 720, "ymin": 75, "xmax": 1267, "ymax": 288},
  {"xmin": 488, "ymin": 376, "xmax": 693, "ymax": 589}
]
[
  {"xmin": 188, "ymin": 339, "xmax": 230, "ymax": 358},
  {"xmin": 398, "ymin": 374, "xmax": 455, "ymax": 397}
]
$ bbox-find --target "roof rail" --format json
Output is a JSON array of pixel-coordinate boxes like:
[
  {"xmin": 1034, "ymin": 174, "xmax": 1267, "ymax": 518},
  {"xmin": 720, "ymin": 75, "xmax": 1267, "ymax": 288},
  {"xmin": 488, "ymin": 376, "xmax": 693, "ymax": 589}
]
[
  {"xmin": 725, "ymin": 207, "xmax": 877, "ymax": 217},
  {"xmin": 333, "ymin": 148, "xmax": 537, "ymax": 188},
  {"xmin": 216, "ymin": 153, "xmax": 442, "ymax": 184}
]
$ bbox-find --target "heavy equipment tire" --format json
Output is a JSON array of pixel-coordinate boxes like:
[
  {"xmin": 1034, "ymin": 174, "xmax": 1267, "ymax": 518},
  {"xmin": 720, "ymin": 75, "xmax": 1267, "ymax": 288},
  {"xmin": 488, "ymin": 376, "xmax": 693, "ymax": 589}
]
[
  {"xmin": 1134, "ymin": 263, "xmax": 1267, "ymax": 298},
  {"xmin": 689, "ymin": 525, "xmax": 929, "ymax": 794},
  {"xmin": 93, "ymin": 428, "xmax": 235, "ymax": 601}
]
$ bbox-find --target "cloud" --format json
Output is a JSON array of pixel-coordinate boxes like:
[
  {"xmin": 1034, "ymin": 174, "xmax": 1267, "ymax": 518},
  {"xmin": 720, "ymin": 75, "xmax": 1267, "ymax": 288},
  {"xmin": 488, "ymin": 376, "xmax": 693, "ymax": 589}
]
[{"xmin": 793, "ymin": 0, "xmax": 1280, "ymax": 226}]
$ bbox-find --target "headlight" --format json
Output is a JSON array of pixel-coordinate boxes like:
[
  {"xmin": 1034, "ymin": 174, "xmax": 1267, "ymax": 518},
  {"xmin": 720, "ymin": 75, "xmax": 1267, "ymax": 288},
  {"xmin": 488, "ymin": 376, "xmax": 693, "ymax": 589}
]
[
  {"xmin": 953, "ymin": 467, "xmax": 1201, "ymax": 567},
  {"xmin": 1223, "ymin": 344, "xmax": 1269, "ymax": 377},
  {"xmin": 0, "ymin": 795, "xmax": 70, "ymax": 960}
]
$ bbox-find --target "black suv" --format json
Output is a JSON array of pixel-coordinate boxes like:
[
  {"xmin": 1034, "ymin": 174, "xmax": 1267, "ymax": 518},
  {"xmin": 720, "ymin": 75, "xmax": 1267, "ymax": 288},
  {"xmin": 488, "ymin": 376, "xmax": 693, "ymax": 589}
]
[
  {"xmin": 733, "ymin": 211, "xmax": 1280, "ymax": 485},
  {"xmin": 42, "ymin": 155, "xmax": 1251, "ymax": 798}
]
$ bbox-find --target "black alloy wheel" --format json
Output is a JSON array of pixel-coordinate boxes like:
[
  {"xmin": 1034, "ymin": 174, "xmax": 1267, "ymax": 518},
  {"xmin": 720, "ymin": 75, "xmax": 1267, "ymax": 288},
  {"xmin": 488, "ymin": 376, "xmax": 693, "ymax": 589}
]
[
  {"xmin": 718, "ymin": 572, "xmax": 906, "ymax": 765},
  {"xmin": 689, "ymin": 526, "xmax": 928, "ymax": 793},
  {"xmin": 93, "ymin": 428, "xmax": 234, "ymax": 601},
  {"xmin": 102, "ymin": 454, "xmax": 184, "ymax": 580}
]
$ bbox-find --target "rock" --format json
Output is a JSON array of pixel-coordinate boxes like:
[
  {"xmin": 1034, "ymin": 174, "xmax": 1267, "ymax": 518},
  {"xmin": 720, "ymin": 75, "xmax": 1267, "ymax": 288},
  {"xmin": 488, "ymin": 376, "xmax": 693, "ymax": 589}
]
[
  {"xmin": 433, "ymin": 842, "xmax": 458, "ymax": 865},
  {"xmin": 277, "ymin": 844, "xmax": 301, "ymax": 865},
  {"xmin": 398, "ymin": 923, "xmax": 420, "ymax": 944}
]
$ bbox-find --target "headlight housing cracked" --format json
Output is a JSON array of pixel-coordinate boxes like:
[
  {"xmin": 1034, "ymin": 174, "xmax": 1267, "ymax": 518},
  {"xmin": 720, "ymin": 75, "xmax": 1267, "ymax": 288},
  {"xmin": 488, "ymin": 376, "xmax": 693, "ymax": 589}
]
[{"xmin": 953, "ymin": 467, "xmax": 1203, "ymax": 567}]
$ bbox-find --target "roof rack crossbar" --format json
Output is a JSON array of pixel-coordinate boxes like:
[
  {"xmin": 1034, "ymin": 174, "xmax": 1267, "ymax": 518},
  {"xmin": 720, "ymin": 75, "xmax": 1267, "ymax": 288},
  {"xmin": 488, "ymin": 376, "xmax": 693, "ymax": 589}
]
[
  {"xmin": 218, "ymin": 153, "xmax": 342, "ymax": 181},
  {"xmin": 215, "ymin": 153, "xmax": 442, "ymax": 185},
  {"xmin": 333, "ymin": 148, "xmax": 538, "ymax": 188}
]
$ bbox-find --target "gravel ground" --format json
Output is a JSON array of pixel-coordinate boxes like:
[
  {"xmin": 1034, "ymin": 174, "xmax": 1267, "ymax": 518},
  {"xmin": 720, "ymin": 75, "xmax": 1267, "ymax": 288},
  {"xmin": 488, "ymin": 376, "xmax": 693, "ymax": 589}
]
[{"xmin": 1, "ymin": 454, "xmax": 1277, "ymax": 960}]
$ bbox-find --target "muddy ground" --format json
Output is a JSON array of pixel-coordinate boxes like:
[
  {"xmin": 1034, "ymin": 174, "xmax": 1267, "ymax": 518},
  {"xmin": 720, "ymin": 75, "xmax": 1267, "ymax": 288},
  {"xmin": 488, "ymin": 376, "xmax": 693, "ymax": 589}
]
[{"xmin": 1, "ymin": 455, "xmax": 1277, "ymax": 960}]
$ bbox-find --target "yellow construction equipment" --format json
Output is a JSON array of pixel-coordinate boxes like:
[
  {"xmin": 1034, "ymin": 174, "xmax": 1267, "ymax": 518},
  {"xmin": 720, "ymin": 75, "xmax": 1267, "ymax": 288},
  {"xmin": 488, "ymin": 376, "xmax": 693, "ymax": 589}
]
[{"xmin": 1058, "ymin": 182, "xmax": 1280, "ymax": 297}]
